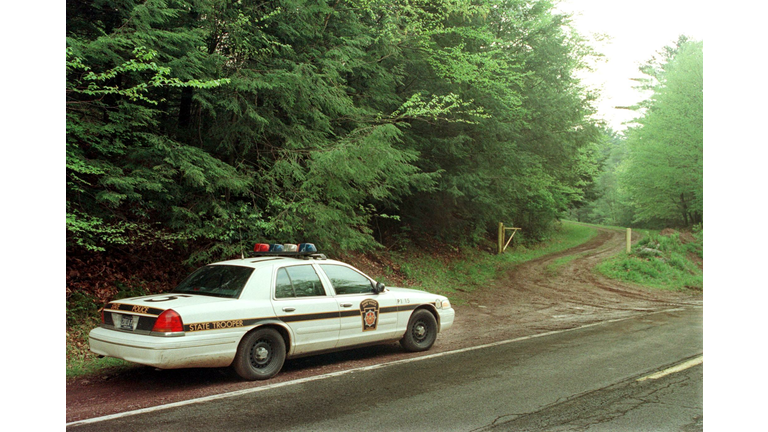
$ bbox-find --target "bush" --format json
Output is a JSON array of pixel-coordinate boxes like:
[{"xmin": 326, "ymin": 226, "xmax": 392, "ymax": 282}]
[{"xmin": 66, "ymin": 291, "xmax": 101, "ymax": 327}]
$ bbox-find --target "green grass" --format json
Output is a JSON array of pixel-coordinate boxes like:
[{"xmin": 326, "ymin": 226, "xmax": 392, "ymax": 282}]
[
  {"xmin": 594, "ymin": 229, "xmax": 703, "ymax": 291},
  {"xmin": 379, "ymin": 221, "xmax": 598, "ymax": 303},
  {"xmin": 67, "ymin": 354, "xmax": 133, "ymax": 378}
]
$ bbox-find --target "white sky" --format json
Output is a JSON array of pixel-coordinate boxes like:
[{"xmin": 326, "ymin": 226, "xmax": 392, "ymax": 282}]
[{"xmin": 556, "ymin": 0, "xmax": 706, "ymax": 132}]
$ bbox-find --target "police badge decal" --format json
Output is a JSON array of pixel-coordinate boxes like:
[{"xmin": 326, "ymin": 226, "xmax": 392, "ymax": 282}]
[{"xmin": 360, "ymin": 299, "xmax": 380, "ymax": 331}]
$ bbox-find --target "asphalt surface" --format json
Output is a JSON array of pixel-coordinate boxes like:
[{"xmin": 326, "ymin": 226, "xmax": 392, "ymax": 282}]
[
  {"xmin": 67, "ymin": 306, "xmax": 702, "ymax": 431},
  {"xmin": 483, "ymin": 361, "xmax": 703, "ymax": 432}
]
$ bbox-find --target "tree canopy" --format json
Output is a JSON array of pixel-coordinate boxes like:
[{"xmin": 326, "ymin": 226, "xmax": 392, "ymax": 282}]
[
  {"xmin": 619, "ymin": 37, "xmax": 703, "ymax": 227},
  {"xmin": 66, "ymin": 0, "xmax": 605, "ymax": 261},
  {"xmin": 572, "ymin": 37, "xmax": 703, "ymax": 229}
]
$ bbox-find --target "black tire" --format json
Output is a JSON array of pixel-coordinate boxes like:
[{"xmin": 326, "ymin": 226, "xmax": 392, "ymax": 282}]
[
  {"xmin": 400, "ymin": 309, "xmax": 438, "ymax": 352},
  {"xmin": 232, "ymin": 327, "xmax": 286, "ymax": 380}
]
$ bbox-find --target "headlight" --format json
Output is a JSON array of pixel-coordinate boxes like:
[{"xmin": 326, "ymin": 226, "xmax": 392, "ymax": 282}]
[{"xmin": 435, "ymin": 299, "xmax": 451, "ymax": 309}]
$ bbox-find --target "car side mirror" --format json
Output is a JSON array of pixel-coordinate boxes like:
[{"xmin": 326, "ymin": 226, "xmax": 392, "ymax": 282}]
[{"xmin": 372, "ymin": 281, "xmax": 386, "ymax": 294}]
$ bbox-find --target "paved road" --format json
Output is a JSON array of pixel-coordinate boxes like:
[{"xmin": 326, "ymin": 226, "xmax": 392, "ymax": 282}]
[
  {"xmin": 67, "ymin": 307, "xmax": 702, "ymax": 431},
  {"xmin": 483, "ymin": 359, "xmax": 702, "ymax": 431}
]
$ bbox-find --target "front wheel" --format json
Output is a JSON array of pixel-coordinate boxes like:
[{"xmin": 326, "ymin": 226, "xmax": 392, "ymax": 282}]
[
  {"xmin": 400, "ymin": 309, "xmax": 438, "ymax": 352},
  {"xmin": 232, "ymin": 327, "xmax": 286, "ymax": 380}
]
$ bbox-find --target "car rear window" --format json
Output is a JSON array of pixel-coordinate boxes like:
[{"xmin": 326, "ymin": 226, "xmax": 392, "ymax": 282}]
[
  {"xmin": 172, "ymin": 265, "xmax": 254, "ymax": 298},
  {"xmin": 320, "ymin": 265, "xmax": 373, "ymax": 295}
]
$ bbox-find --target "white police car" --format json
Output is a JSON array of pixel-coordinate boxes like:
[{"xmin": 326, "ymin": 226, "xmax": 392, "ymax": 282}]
[{"xmin": 89, "ymin": 243, "xmax": 455, "ymax": 380}]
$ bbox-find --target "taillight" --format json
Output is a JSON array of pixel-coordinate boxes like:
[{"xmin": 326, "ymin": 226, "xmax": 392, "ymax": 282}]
[{"xmin": 152, "ymin": 309, "xmax": 184, "ymax": 333}]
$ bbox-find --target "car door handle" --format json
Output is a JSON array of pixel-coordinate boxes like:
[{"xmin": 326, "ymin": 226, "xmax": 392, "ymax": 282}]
[
  {"xmin": 340, "ymin": 303, "xmax": 353, "ymax": 308},
  {"xmin": 282, "ymin": 307, "xmax": 296, "ymax": 312}
]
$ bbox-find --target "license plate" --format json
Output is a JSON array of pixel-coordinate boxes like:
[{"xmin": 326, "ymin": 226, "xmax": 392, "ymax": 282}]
[{"xmin": 119, "ymin": 314, "xmax": 136, "ymax": 330}]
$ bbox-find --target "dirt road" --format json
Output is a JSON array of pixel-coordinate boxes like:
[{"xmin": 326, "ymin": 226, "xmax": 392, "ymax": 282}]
[{"xmin": 66, "ymin": 227, "xmax": 702, "ymax": 423}]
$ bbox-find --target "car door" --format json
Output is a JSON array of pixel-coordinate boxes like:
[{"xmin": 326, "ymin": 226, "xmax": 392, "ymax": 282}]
[
  {"xmin": 270, "ymin": 264, "xmax": 340, "ymax": 355},
  {"xmin": 317, "ymin": 264, "xmax": 399, "ymax": 348}
]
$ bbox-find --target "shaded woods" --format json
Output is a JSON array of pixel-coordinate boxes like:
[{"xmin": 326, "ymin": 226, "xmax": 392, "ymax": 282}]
[{"xmin": 66, "ymin": 1, "xmax": 702, "ymax": 298}]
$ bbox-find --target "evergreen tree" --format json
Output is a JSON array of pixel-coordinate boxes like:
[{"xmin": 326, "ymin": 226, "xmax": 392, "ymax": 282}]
[
  {"xmin": 66, "ymin": 0, "xmax": 242, "ymax": 253},
  {"xmin": 619, "ymin": 38, "xmax": 703, "ymax": 227},
  {"xmin": 66, "ymin": 0, "xmax": 605, "ymax": 259},
  {"xmin": 397, "ymin": 0, "xmax": 602, "ymax": 241}
]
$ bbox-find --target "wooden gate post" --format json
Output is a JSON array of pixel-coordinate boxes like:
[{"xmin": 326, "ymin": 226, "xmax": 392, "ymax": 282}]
[{"xmin": 498, "ymin": 222, "xmax": 504, "ymax": 255}]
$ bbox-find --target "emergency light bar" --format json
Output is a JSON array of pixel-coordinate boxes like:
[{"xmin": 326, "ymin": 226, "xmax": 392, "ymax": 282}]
[{"xmin": 251, "ymin": 243, "xmax": 325, "ymax": 259}]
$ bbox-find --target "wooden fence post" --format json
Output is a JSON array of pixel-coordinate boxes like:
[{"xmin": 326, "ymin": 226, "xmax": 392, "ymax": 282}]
[
  {"xmin": 626, "ymin": 228, "xmax": 632, "ymax": 254},
  {"xmin": 498, "ymin": 222, "xmax": 504, "ymax": 255}
]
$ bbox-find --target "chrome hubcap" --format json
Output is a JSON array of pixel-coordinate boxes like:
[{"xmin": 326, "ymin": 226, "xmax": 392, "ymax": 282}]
[
  {"xmin": 414, "ymin": 323, "xmax": 426, "ymax": 340},
  {"xmin": 250, "ymin": 340, "xmax": 272, "ymax": 368},
  {"xmin": 255, "ymin": 346, "xmax": 269, "ymax": 362}
]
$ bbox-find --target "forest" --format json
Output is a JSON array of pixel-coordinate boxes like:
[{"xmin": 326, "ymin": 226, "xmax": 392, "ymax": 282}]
[
  {"xmin": 570, "ymin": 36, "xmax": 703, "ymax": 229},
  {"xmin": 66, "ymin": 0, "xmax": 703, "ymax": 302}
]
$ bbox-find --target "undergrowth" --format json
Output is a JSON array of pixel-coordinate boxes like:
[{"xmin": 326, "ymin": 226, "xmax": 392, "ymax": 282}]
[
  {"xmin": 66, "ymin": 282, "xmax": 151, "ymax": 377},
  {"xmin": 595, "ymin": 228, "xmax": 703, "ymax": 290}
]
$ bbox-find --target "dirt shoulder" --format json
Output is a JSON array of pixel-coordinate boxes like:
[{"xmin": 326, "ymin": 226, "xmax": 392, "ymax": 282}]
[{"xmin": 66, "ymin": 227, "xmax": 702, "ymax": 424}]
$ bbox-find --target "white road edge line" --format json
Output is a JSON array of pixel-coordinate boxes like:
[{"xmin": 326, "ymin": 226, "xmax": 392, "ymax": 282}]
[
  {"xmin": 66, "ymin": 307, "xmax": 691, "ymax": 428},
  {"xmin": 637, "ymin": 355, "xmax": 703, "ymax": 382}
]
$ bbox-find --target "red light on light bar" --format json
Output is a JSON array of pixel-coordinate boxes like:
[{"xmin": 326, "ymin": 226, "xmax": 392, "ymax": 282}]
[{"xmin": 254, "ymin": 243, "xmax": 270, "ymax": 252}]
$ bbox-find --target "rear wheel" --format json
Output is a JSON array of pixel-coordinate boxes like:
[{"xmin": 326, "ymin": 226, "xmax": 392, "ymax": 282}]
[
  {"xmin": 232, "ymin": 327, "xmax": 286, "ymax": 380},
  {"xmin": 400, "ymin": 309, "xmax": 438, "ymax": 352}
]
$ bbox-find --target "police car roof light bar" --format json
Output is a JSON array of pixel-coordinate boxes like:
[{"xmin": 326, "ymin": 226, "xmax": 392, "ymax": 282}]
[{"xmin": 251, "ymin": 243, "xmax": 326, "ymax": 260}]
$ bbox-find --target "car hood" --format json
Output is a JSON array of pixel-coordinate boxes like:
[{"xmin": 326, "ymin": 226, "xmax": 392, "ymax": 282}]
[{"xmin": 386, "ymin": 286, "xmax": 446, "ymax": 299}]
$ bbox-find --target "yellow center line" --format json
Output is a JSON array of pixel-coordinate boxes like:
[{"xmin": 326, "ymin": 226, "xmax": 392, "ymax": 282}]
[{"xmin": 637, "ymin": 355, "xmax": 703, "ymax": 381}]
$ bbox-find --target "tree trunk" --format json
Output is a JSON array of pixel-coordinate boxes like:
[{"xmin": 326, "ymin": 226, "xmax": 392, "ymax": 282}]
[{"xmin": 178, "ymin": 87, "xmax": 193, "ymax": 129}]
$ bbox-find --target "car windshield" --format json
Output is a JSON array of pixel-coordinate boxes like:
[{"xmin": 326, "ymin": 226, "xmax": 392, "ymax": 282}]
[{"xmin": 172, "ymin": 265, "xmax": 254, "ymax": 299}]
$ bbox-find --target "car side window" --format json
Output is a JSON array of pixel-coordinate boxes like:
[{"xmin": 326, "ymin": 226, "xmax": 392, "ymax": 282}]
[
  {"xmin": 274, "ymin": 266, "xmax": 325, "ymax": 299},
  {"xmin": 320, "ymin": 265, "xmax": 372, "ymax": 295}
]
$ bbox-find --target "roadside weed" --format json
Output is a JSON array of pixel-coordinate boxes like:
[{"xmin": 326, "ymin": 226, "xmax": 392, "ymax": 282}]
[{"xmin": 595, "ymin": 230, "xmax": 703, "ymax": 291}]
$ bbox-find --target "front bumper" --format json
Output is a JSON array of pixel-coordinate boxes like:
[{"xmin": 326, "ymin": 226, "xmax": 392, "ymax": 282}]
[{"xmin": 438, "ymin": 307, "xmax": 456, "ymax": 332}]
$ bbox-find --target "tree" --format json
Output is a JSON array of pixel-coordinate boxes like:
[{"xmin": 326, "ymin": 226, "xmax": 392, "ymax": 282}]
[
  {"xmin": 66, "ymin": 0, "xmax": 605, "ymax": 260},
  {"xmin": 396, "ymin": 0, "xmax": 603, "ymax": 242},
  {"xmin": 66, "ymin": 0, "xmax": 242, "ymax": 253},
  {"xmin": 619, "ymin": 38, "xmax": 703, "ymax": 227},
  {"xmin": 571, "ymin": 128, "xmax": 636, "ymax": 227}
]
